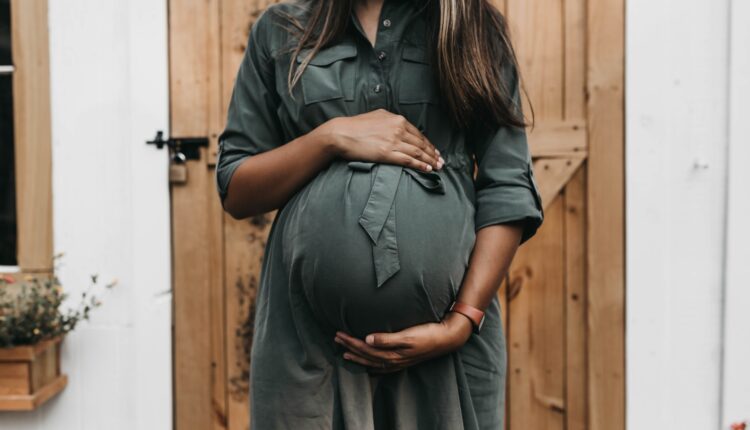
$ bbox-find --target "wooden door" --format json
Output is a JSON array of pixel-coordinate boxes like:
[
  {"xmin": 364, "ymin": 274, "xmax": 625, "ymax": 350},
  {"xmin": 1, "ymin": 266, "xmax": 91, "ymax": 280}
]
[
  {"xmin": 169, "ymin": 1, "xmax": 277, "ymax": 428},
  {"xmin": 168, "ymin": 0, "xmax": 624, "ymax": 429},
  {"xmin": 496, "ymin": 0, "xmax": 625, "ymax": 429}
]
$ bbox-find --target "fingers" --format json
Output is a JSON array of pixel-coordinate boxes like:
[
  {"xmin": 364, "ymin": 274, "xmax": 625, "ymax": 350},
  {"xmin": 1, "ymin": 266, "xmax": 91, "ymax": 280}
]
[
  {"xmin": 335, "ymin": 332, "xmax": 405, "ymax": 366},
  {"xmin": 400, "ymin": 122, "xmax": 444, "ymax": 170},
  {"xmin": 364, "ymin": 110, "xmax": 445, "ymax": 171},
  {"xmin": 365, "ymin": 332, "xmax": 412, "ymax": 349},
  {"xmin": 342, "ymin": 351, "xmax": 384, "ymax": 368},
  {"xmin": 391, "ymin": 142, "xmax": 436, "ymax": 172},
  {"xmin": 399, "ymin": 132, "xmax": 441, "ymax": 170},
  {"xmin": 334, "ymin": 330, "xmax": 432, "ymax": 373},
  {"xmin": 388, "ymin": 114, "xmax": 443, "ymax": 170},
  {"xmin": 388, "ymin": 149, "xmax": 436, "ymax": 173},
  {"xmin": 402, "ymin": 121, "xmax": 440, "ymax": 160}
]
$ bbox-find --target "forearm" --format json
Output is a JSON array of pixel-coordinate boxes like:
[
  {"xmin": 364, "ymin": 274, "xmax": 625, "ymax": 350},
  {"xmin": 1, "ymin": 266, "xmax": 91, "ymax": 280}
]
[
  {"xmin": 455, "ymin": 221, "xmax": 525, "ymax": 312},
  {"xmin": 222, "ymin": 125, "xmax": 338, "ymax": 219}
]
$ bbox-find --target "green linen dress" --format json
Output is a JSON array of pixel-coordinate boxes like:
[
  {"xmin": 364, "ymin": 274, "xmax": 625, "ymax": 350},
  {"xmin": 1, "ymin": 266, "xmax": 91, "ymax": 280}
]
[{"xmin": 215, "ymin": 1, "xmax": 544, "ymax": 428}]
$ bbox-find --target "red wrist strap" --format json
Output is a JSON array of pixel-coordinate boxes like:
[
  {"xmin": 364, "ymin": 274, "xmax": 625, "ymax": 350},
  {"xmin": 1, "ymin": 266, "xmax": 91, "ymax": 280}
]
[{"xmin": 449, "ymin": 301, "xmax": 485, "ymax": 331}]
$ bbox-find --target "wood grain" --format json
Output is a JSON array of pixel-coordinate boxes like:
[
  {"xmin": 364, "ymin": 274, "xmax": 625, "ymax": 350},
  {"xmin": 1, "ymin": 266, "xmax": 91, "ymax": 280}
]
[
  {"xmin": 528, "ymin": 121, "xmax": 588, "ymax": 159},
  {"xmin": 507, "ymin": 0, "xmax": 564, "ymax": 121},
  {"xmin": 532, "ymin": 157, "xmax": 586, "ymax": 211},
  {"xmin": 565, "ymin": 166, "xmax": 588, "ymax": 430},
  {"xmin": 586, "ymin": 0, "xmax": 626, "ymax": 427},
  {"xmin": 169, "ymin": 0, "xmax": 224, "ymax": 428},
  {"xmin": 564, "ymin": 0, "xmax": 587, "ymax": 120},
  {"xmin": 508, "ymin": 197, "xmax": 566, "ymax": 430},
  {"xmin": 0, "ymin": 375, "xmax": 67, "ymax": 411},
  {"xmin": 0, "ymin": 336, "xmax": 66, "ymax": 410},
  {"xmin": 219, "ymin": 3, "xmax": 279, "ymax": 429},
  {"xmin": 11, "ymin": 0, "xmax": 53, "ymax": 272}
]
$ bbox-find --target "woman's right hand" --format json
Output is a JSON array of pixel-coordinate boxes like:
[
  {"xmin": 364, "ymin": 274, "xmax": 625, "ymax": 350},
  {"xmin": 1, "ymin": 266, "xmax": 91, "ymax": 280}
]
[{"xmin": 317, "ymin": 108, "xmax": 445, "ymax": 172}]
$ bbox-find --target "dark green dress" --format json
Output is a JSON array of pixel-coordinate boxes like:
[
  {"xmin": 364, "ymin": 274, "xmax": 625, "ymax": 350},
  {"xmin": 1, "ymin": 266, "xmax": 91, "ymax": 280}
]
[{"xmin": 215, "ymin": 1, "xmax": 544, "ymax": 428}]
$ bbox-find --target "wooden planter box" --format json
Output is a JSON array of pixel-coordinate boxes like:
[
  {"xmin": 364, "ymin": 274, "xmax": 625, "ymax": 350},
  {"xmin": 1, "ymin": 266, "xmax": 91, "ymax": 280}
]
[{"xmin": 0, "ymin": 336, "xmax": 67, "ymax": 410}]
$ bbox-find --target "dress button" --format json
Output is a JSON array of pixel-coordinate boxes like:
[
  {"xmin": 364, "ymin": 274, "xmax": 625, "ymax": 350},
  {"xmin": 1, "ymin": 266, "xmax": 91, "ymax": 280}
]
[
  {"xmin": 377, "ymin": 51, "xmax": 387, "ymax": 61},
  {"xmin": 374, "ymin": 84, "xmax": 382, "ymax": 93},
  {"xmin": 382, "ymin": 18, "xmax": 391, "ymax": 28}
]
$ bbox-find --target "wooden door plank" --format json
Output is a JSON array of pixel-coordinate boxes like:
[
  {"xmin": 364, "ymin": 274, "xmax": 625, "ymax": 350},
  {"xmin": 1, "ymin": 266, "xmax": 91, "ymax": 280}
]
[
  {"xmin": 528, "ymin": 121, "xmax": 588, "ymax": 158},
  {"xmin": 218, "ymin": 3, "xmax": 279, "ymax": 429},
  {"xmin": 506, "ymin": 0, "xmax": 565, "ymax": 121},
  {"xmin": 508, "ymin": 197, "xmax": 566, "ymax": 430},
  {"xmin": 207, "ymin": 1, "xmax": 227, "ymax": 429},
  {"xmin": 565, "ymin": 166, "xmax": 588, "ymax": 430},
  {"xmin": 219, "ymin": 0, "xmax": 253, "ymax": 426},
  {"xmin": 214, "ymin": 0, "xmax": 277, "ymax": 167},
  {"xmin": 491, "ymin": 0, "xmax": 508, "ymax": 15},
  {"xmin": 532, "ymin": 157, "xmax": 585, "ymax": 211},
  {"xmin": 210, "ymin": 184, "xmax": 228, "ymax": 430},
  {"xmin": 564, "ymin": 0, "xmax": 587, "ymax": 121},
  {"xmin": 223, "ymin": 213, "xmax": 274, "ymax": 430},
  {"xmin": 169, "ymin": 0, "xmax": 226, "ymax": 428},
  {"xmin": 586, "ymin": 0, "xmax": 626, "ymax": 426}
]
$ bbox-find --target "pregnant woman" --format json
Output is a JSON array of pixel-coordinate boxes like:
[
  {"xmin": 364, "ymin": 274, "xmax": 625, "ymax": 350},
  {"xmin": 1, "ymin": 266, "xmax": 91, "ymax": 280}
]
[{"xmin": 216, "ymin": 0, "xmax": 544, "ymax": 428}]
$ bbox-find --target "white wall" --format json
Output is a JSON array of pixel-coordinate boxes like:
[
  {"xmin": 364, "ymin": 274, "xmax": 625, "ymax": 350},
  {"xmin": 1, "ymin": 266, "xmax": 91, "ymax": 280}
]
[
  {"xmin": 627, "ymin": 0, "xmax": 750, "ymax": 428},
  {"xmin": 0, "ymin": 0, "xmax": 172, "ymax": 429},
  {"xmin": 721, "ymin": 0, "xmax": 750, "ymax": 426}
]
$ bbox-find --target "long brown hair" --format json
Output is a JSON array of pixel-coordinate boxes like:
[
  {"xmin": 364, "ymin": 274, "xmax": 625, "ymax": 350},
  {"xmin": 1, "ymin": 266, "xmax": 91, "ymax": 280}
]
[{"xmin": 273, "ymin": 0, "xmax": 531, "ymax": 129}]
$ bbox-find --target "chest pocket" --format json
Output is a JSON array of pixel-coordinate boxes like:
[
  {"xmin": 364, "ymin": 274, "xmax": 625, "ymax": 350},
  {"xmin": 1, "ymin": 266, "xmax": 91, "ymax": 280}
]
[
  {"xmin": 296, "ymin": 43, "xmax": 358, "ymax": 105},
  {"xmin": 398, "ymin": 45, "xmax": 440, "ymax": 105}
]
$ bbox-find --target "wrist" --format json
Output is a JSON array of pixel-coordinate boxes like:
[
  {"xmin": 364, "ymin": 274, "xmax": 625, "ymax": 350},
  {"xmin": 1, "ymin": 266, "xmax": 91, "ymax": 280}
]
[
  {"xmin": 449, "ymin": 301, "xmax": 486, "ymax": 335},
  {"xmin": 443, "ymin": 311, "xmax": 473, "ymax": 347},
  {"xmin": 313, "ymin": 117, "xmax": 343, "ymax": 158}
]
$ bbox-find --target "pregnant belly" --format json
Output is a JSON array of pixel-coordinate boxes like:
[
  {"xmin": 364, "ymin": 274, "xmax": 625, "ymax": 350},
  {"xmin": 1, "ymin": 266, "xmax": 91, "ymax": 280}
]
[{"xmin": 281, "ymin": 159, "xmax": 477, "ymax": 339}]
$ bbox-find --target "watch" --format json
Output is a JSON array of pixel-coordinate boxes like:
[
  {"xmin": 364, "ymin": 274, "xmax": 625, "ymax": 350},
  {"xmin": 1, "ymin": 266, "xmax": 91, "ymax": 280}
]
[{"xmin": 448, "ymin": 301, "xmax": 485, "ymax": 334}]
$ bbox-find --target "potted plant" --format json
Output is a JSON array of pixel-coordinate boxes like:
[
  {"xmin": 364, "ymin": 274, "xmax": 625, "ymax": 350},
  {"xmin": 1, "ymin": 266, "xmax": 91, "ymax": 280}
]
[{"xmin": 0, "ymin": 254, "xmax": 116, "ymax": 410}]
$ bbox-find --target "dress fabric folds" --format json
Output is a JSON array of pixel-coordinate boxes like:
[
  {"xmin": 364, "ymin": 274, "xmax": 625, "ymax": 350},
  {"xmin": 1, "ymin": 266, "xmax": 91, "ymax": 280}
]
[{"xmin": 215, "ymin": 1, "xmax": 544, "ymax": 428}]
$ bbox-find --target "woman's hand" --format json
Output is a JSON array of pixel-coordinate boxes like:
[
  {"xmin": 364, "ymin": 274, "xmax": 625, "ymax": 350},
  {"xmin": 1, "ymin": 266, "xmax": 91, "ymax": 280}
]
[
  {"xmin": 334, "ymin": 311, "xmax": 473, "ymax": 373},
  {"xmin": 319, "ymin": 108, "xmax": 445, "ymax": 172}
]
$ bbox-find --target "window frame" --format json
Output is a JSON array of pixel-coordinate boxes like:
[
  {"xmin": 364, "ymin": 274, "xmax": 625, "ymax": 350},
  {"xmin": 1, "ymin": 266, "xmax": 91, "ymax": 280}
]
[{"xmin": 0, "ymin": 0, "xmax": 52, "ymax": 276}]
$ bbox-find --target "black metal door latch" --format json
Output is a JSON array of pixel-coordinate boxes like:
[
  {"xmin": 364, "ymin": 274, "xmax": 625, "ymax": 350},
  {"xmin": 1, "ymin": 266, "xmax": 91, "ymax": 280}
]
[{"xmin": 146, "ymin": 130, "xmax": 209, "ymax": 163}]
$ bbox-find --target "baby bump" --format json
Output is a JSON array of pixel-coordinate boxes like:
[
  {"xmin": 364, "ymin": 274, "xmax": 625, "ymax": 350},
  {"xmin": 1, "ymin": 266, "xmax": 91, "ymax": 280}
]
[{"xmin": 281, "ymin": 159, "xmax": 477, "ymax": 339}]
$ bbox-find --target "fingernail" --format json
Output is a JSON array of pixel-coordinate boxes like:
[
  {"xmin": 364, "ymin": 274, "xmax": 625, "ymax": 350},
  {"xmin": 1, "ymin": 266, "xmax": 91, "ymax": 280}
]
[
  {"xmin": 343, "ymin": 353, "xmax": 351, "ymax": 360},
  {"xmin": 366, "ymin": 335, "xmax": 374, "ymax": 345},
  {"xmin": 425, "ymin": 164, "xmax": 432, "ymax": 171},
  {"xmin": 334, "ymin": 337, "xmax": 342, "ymax": 344},
  {"xmin": 435, "ymin": 149, "xmax": 441, "ymax": 155}
]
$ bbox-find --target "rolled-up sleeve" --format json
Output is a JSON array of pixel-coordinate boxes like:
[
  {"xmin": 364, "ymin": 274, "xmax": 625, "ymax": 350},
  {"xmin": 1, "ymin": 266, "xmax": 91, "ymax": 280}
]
[
  {"xmin": 470, "ymin": 69, "xmax": 544, "ymax": 245},
  {"xmin": 215, "ymin": 9, "xmax": 284, "ymax": 208}
]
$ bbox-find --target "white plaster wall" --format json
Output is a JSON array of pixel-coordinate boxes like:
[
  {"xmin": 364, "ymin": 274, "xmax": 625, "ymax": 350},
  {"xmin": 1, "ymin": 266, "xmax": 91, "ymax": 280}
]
[
  {"xmin": 627, "ymin": 0, "xmax": 750, "ymax": 428},
  {"xmin": 721, "ymin": 0, "xmax": 750, "ymax": 426},
  {"xmin": 0, "ymin": 0, "xmax": 172, "ymax": 429}
]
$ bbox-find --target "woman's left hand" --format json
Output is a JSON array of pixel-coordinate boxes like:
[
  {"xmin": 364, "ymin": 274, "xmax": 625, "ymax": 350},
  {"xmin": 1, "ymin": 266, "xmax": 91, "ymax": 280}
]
[{"xmin": 334, "ymin": 311, "xmax": 474, "ymax": 374}]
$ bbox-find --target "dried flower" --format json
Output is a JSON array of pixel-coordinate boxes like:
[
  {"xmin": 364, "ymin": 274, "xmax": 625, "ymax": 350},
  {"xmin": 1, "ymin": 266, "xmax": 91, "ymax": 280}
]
[{"xmin": 0, "ymin": 255, "xmax": 116, "ymax": 348}]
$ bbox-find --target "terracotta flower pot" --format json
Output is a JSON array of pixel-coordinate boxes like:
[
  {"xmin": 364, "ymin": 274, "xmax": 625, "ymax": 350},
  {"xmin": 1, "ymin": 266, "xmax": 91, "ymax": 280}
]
[{"xmin": 0, "ymin": 336, "xmax": 67, "ymax": 410}]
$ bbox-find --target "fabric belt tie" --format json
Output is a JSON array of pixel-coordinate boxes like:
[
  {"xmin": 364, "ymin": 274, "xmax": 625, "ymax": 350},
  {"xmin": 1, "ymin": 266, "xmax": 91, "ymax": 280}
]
[{"xmin": 347, "ymin": 161, "xmax": 446, "ymax": 288}]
